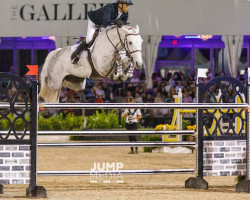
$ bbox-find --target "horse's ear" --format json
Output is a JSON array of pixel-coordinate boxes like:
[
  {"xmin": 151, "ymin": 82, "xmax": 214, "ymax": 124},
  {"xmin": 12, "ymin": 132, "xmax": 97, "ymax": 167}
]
[{"xmin": 134, "ymin": 25, "xmax": 140, "ymax": 33}]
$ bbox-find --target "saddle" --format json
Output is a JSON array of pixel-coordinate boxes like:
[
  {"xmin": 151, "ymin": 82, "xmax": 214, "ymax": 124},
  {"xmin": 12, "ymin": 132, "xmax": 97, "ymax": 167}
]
[{"xmin": 85, "ymin": 29, "xmax": 117, "ymax": 80}]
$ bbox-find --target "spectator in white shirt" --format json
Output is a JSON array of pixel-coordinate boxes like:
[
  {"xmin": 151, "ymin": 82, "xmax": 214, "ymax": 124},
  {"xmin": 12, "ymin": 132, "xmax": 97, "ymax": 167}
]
[{"xmin": 122, "ymin": 98, "xmax": 142, "ymax": 154}]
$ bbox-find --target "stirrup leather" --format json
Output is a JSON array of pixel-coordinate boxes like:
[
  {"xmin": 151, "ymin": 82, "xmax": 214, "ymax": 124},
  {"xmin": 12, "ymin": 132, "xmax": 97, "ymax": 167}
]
[{"xmin": 71, "ymin": 54, "xmax": 80, "ymax": 64}]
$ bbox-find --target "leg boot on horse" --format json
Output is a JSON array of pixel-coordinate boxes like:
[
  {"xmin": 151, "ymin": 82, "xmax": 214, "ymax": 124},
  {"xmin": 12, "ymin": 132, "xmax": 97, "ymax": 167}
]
[{"xmin": 71, "ymin": 40, "xmax": 89, "ymax": 64}]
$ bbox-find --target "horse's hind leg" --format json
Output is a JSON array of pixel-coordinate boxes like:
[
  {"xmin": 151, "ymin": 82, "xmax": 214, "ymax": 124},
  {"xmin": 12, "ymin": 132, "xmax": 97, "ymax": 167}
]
[
  {"xmin": 62, "ymin": 76, "xmax": 86, "ymax": 91},
  {"xmin": 45, "ymin": 89, "xmax": 61, "ymax": 103},
  {"xmin": 39, "ymin": 75, "xmax": 62, "ymax": 103}
]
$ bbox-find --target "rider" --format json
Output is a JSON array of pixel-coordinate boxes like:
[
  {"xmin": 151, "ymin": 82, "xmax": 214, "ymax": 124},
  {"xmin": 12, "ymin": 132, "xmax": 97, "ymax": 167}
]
[{"xmin": 71, "ymin": 0, "xmax": 133, "ymax": 64}]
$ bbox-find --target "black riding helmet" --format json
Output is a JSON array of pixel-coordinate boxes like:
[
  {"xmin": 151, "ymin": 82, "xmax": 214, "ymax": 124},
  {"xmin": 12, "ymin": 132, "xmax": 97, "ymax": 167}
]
[{"xmin": 116, "ymin": 0, "xmax": 133, "ymax": 5}]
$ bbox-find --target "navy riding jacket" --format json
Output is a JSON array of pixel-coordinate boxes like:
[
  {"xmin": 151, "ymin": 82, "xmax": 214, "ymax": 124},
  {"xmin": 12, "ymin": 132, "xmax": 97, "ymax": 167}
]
[{"xmin": 88, "ymin": 3, "xmax": 128, "ymax": 27}]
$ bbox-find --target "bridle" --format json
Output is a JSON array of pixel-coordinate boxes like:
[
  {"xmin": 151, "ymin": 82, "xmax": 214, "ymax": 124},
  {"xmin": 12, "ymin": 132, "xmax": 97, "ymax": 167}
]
[{"xmin": 106, "ymin": 27, "xmax": 142, "ymax": 60}]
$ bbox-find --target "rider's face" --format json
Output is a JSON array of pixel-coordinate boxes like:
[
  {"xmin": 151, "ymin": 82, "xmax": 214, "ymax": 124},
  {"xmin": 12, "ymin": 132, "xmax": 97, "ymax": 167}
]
[{"xmin": 120, "ymin": 4, "xmax": 130, "ymax": 13}]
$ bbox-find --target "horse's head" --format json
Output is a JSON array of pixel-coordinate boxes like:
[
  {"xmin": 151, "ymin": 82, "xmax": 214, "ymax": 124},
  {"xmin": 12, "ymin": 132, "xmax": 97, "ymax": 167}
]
[{"xmin": 120, "ymin": 25, "xmax": 143, "ymax": 69}]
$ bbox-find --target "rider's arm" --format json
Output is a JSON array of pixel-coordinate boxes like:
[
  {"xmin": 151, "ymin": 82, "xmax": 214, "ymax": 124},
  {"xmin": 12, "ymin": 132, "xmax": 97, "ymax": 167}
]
[
  {"xmin": 102, "ymin": 5, "xmax": 116, "ymax": 27},
  {"xmin": 120, "ymin": 13, "xmax": 128, "ymax": 25}
]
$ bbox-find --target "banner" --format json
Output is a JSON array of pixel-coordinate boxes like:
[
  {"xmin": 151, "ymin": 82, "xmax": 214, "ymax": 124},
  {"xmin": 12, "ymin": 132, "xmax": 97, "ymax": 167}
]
[{"xmin": 1, "ymin": 0, "xmax": 250, "ymax": 36}]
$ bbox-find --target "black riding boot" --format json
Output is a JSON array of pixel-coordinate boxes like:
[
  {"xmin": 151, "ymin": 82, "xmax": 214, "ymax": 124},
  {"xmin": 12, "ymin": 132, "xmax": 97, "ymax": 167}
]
[{"xmin": 71, "ymin": 40, "xmax": 89, "ymax": 64}]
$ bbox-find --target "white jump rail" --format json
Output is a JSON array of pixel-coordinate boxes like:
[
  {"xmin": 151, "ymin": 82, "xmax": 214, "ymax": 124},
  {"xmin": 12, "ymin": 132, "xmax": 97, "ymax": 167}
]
[
  {"xmin": 40, "ymin": 103, "xmax": 249, "ymax": 109},
  {"xmin": 0, "ymin": 130, "xmax": 195, "ymax": 136},
  {"xmin": 0, "ymin": 103, "xmax": 248, "ymax": 109},
  {"xmin": 38, "ymin": 169, "xmax": 195, "ymax": 176},
  {"xmin": 38, "ymin": 142, "xmax": 196, "ymax": 148}
]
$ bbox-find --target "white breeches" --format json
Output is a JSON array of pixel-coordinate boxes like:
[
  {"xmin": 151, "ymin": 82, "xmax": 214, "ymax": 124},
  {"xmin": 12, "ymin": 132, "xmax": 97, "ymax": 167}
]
[{"xmin": 86, "ymin": 19, "xmax": 96, "ymax": 44}]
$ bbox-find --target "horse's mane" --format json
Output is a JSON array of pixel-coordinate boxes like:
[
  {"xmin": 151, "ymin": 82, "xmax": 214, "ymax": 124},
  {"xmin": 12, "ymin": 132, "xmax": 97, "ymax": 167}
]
[{"xmin": 105, "ymin": 25, "xmax": 136, "ymax": 33}]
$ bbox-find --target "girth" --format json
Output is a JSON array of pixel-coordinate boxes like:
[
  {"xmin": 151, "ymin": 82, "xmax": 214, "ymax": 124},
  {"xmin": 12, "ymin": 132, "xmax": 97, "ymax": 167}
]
[{"xmin": 88, "ymin": 49, "xmax": 106, "ymax": 80}]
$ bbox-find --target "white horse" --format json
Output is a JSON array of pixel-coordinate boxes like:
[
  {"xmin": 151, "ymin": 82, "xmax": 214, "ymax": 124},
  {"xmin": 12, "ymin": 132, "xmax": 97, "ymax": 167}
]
[{"xmin": 39, "ymin": 25, "xmax": 143, "ymax": 103}]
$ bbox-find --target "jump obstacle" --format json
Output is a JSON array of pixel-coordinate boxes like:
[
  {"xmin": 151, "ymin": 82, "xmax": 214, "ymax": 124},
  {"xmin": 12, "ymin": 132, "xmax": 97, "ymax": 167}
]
[
  {"xmin": 0, "ymin": 72, "xmax": 249, "ymax": 198},
  {"xmin": 165, "ymin": 88, "xmax": 246, "ymax": 142}
]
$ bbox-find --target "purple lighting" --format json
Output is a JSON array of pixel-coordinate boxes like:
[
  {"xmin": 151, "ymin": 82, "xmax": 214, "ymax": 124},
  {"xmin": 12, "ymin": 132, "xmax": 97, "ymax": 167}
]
[{"xmin": 185, "ymin": 36, "xmax": 201, "ymax": 39}]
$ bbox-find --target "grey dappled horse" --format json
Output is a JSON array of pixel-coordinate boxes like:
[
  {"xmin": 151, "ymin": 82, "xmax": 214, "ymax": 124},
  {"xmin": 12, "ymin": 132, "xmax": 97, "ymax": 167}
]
[{"xmin": 39, "ymin": 25, "xmax": 143, "ymax": 103}]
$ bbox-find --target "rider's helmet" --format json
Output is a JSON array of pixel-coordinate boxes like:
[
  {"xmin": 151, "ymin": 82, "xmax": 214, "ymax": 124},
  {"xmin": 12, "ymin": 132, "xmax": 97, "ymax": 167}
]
[{"xmin": 116, "ymin": 0, "xmax": 133, "ymax": 5}]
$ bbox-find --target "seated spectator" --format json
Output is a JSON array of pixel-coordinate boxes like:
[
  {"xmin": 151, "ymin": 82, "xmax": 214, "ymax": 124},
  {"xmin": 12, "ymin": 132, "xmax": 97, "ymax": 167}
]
[
  {"xmin": 124, "ymin": 91, "xmax": 133, "ymax": 103},
  {"xmin": 187, "ymin": 71, "xmax": 196, "ymax": 81},
  {"xmin": 173, "ymin": 72, "xmax": 181, "ymax": 81},
  {"xmin": 94, "ymin": 94, "xmax": 104, "ymax": 103},
  {"xmin": 164, "ymin": 81, "xmax": 171, "ymax": 93},
  {"xmin": 104, "ymin": 86, "xmax": 114, "ymax": 103},
  {"xmin": 78, "ymin": 90, "xmax": 87, "ymax": 102},
  {"xmin": 95, "ymin": 85, "xmax": 105, "ymax": 99},
  {"xmin": 169, "ymin": 75, "xmax": 175, "ymax": 86},
  {"xmin": 155, "ymin": 70, "xmax": 162, "ymax": 82},
  {"xmin": 135, "ymin": 92, "xmax": 143, "ymax": 103},
  {"xmin": 130, "ymin": 74, "xmax": 140, "ymax": 87},
  {"xmin": 206, "ymin": 68, "xmax": 213, "ymax": 80},
  {"xmin": 182, "ymin": 91, "xmax": 193, "ymax": 103},
  {"xmin": 152, "ymin": 73, "xmax": 158, "ymax": 88},
  {"xmin": 154, "ymin": 92, "xmax": 163, "ymax": 103},
  {"xmin": 139, "ymin": 71, "xmax": 145, "ymax": 81},
  {"xmin": 113, "ymin": 80, "xmax": 124, "ymax": 94},
  {"xmin": 67, "ymin": 93, "xmax": 75, "ymax": 103},
  {"xmin": 175, "ymin": 82, "xmax": 183, "ymax": 94},
  {"xmin": 178, "ymin": 71, "xmax": 185, "ymax": 81},
  {"xmin": 86, "ymin": 88, "xmax": 96, "ymax": 102},
  {"xmin": 126, "ymin": 83, "xmax": 135, "ymax": 96},
  {"xmin": 134, "ymin": 87, "xmax": 140, "ymax": 96},
  {"xmin": 158, "ymin": 82, "xmax": 167, "ymax": 96},
  {"xmin": 144, "ymin": 93, "xmax": 154, "ymax": 103},
  {"xmin": 93, "ymin": 82, "xmax": 101, "ymax": 92},
  {"xmin": 154, "ymin": 93, "xmax": 165, "ymax": 116},
  {"xmin": 190, "ymin": 87, "xmax": 196, "ymax": 99},
  {"xmin": 151, "ymin": 87, "xmax": 158, "ymax": 98},
  {"xmin": 60, "ymin": 88, "xmax": 68, "ymax": 102},
  {"xmin": 169, "ymin": 86, "xmax": 176, "ymax": 97},
  {"xmin": 86, "ymin": 79, "xmax": 94, "ymax": 88},
  {"xmin": 166, "ymin": 91, "xmax": 174, "ymax": 103},
  {"xmin": 138, "ymin": 83, "xmax": 146, "ymax": 95}
]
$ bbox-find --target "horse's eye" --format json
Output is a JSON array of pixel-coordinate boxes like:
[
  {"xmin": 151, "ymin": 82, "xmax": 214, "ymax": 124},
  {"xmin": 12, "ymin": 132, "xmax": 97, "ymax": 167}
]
[{"xmin": 129, "ymin": 41, "xmax": 132, "ymax": 45}]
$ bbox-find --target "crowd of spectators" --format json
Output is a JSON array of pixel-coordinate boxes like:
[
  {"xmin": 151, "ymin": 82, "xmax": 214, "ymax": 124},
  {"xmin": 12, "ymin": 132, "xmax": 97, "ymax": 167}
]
[
  {"xmin": 56, "ymin": 67, "xmax": 249, "ymax": 106},
  {"xmin": 58, "ymin": 70, "xmax": 198, "ymax": 106}
]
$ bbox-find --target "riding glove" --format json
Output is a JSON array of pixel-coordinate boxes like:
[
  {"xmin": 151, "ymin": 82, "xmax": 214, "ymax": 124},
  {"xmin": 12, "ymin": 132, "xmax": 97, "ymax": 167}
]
[{"xmin": 115, "ymin": 19, "xmax": 124, "ymax": 27}]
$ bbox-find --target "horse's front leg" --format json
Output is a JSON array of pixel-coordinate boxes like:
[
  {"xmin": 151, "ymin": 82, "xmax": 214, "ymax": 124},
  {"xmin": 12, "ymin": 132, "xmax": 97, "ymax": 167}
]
[
  {"xmin": 120, "ymin": 63, "xmax": 135, "ymax": 81},
  {"xmin": 125, "ymin": 63, "xmax": 135, "ymax": 78},
  {"xmin": 112, "ymin": 61, "xmax": 123, "ymax": 80}
]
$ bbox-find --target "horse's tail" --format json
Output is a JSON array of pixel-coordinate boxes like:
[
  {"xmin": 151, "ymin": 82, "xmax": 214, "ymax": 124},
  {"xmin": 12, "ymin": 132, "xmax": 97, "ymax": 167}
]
[{"xmin": 39, "ymin": 49, "xmax": 62, "ymax": 101}]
